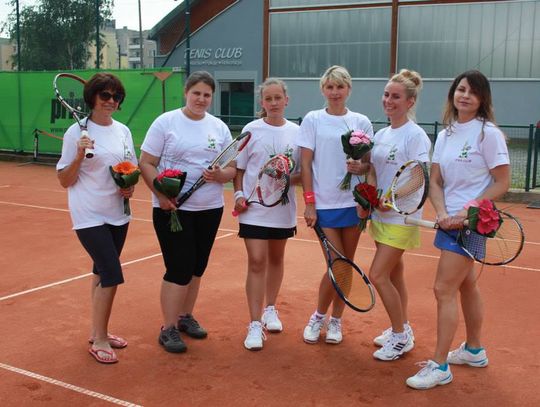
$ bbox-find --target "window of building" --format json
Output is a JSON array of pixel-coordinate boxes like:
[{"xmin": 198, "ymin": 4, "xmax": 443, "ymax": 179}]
[
  {"xmin": 397, "ymin": 0, "xmax": 540, "ymax": 78},
  {"xmin": 270, "ymin": 7, "xmax": 391, "ymax": 78}
]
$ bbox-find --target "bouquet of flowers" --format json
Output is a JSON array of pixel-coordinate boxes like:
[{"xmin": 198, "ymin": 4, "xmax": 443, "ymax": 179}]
[
  {"xmin": 109, "ymin": 161, "xmax": 141, "ymax": 216},
  {"xmin": 153, "ymin": 169, "xmax": 187, "ymax": 232},
  {"xmin": 339, "ymin": 129, "xmax": 373, "ymax": 190},
  {"xmin": 465, "ymin": 199, "xmax": 503, "ymax": 237},
  {"xmin": 353, "ymin": 182, "xmax": 381, "ymax": 231}
]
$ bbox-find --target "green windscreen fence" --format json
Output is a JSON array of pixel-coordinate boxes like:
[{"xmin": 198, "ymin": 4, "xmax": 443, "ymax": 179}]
[{"xmin": 0, "ymin": 69, "xmax": 184, "ymax": 155}]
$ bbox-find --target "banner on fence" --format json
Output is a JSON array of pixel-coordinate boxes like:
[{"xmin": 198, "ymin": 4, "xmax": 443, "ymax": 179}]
[{"xmin": 0, "ymin": 69, "xmax": 184, "ymax": 154}]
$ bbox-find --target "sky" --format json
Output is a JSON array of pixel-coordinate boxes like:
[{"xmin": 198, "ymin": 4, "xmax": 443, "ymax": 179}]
[{"xmin": 0, "ymin": 0, "xmax": 181, "ymax": 36}]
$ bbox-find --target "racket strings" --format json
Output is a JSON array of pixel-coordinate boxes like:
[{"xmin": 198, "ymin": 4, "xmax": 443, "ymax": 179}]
[
  {"xmin": 55, "ymin": 77, "xmax": 88, "ymax": 115},
  {"xmin": 392, "ymin": 164, "xmax": 427, "ymax": 213},
  {"xmin": 256, "ymin": 157, "xmax": 290, "ymax": 206},
  {"xmin": 331, "ymin": 258, "xmax": 373, "ymax": 310},
  {"xmin": 214, "ymin": 143, "xmax": 240, "ymax": 168},
  {"xmin": 460, "ymin": 214, "xmax": 524, "ymax": 265}
]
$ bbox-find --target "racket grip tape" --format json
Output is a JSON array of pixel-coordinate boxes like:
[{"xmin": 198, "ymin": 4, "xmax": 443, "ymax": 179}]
[
  {"xmin": 231, "ymin": 202, "xmax": 247, "ymax": 217},
  {"xmin": 80, "ymin": 129, "xmax": 94, "ymax": 158},
  {"xmin": 404, "ymin": 217, "xmax": 437, "ymax": 229}
]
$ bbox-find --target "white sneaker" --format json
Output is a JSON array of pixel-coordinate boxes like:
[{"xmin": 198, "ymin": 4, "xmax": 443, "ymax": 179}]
[
  {"xmin": 262, "ymin": 305, "xmax": 283, "ymax": 333},
  {"xmin": 373, "ymin": 332, "xmax": 414, "ymax": 361},
  {"xmin": 406, "ymin": 360, "xmax": 453, "ymax": 390},
  {"xmin": 374, "ymin": 323, "xmax": 414, "ymax": 347},
  {"xmin": 303, "ymin": 315, "xmax": 325, "ymax": 344},
  {"xmin": 325, "ymin": 317, "xmax": 343, "ymax": 344},
  {"xmin": 447, "ymin": 342, "xmax": 489, "ymax": 367},
  {"xmin": 244, "ymin": 321, "xmax": 266, "ymax": 351}
]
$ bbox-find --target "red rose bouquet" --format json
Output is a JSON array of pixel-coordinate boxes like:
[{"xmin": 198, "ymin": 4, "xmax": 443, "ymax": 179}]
[
  {"xmin": 339, "ymin": 129, "xmax": 373, "ymax": 190},
  {"xmin": 353, "ymin": 182, "xmax": 381, "ymax": 231},
  {"xmin": 153, "ymin": 169, "xmax": 187, "ymax": 232},
  {"xmin": 109, "ymin": 161, "xmax": 141, "ymax": 216},
  {"xmin": 465, "ymin": 199, "xmax": 502, "ymax": 237}
]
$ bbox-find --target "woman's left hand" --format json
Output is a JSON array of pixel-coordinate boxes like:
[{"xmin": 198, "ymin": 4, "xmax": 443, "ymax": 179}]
[
  {"xmin": 203, "ymin": 165, "xmax": 226, "ymax": 183},
  {"xmin": 119, "ymin": 186, "xmax": 134, "ymax": 198},
  {"xmin": 346, "ymin": 159, "xmax": 369, "ymax": 175}
]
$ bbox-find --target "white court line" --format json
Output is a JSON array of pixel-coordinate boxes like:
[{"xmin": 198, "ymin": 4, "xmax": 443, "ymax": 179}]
[
  {"xmin": 0, "ymin": 201, "xmax": 69, "ymax": 212},
  {"xmin": 0, "ymin": 233, "xmax": 234, "ymax": 303},
  {"xmin": 0, "ymin": 363, "xmax": 142, "ymax": 407}
]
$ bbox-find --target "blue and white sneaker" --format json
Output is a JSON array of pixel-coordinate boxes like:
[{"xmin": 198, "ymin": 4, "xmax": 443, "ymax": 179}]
[
  {"xmin": 406, "ymin": 360, "xmax": 453, "ymax": 390},
  {"xmin": 447, "ymin": 342, "xmax": 489, "ymax": 367}
]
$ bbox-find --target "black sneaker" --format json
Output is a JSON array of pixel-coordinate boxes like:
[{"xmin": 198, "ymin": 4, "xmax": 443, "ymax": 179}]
[
  {"xmin": 158, "ymin": 326, "xmax": 187, "ymax": 353},
  {"xmin": 178, "ymin": 314, "xmax": 208, "ymax": 339}
]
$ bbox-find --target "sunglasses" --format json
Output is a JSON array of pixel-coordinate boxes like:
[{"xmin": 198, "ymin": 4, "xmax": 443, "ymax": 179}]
[{"xmin": 98, "ymin": 91, "xmax": 124, "ymax": 102}]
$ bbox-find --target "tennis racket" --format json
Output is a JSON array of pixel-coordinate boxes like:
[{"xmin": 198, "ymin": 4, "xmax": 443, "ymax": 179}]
[
  {"xmin": 382, "ymin": 160, "xmax": 429, "ymax": 215},
  {"xmin": 176, "ymin": 131, "xmax": 251, "ymax": 208},
  {"xmin": 313, "ymin": 224, "xmax": 376, "ymax": 312},
  {"xmin": 405, "ymin": 212, "xmax": 524, "ymax": 265},
  {"xmin": 232, "ymin": 155, "xmax": 291, "ymax": 216},
  {"xmin": 53, "ymin": 73, "xmax": 93, "ymax": 158}
]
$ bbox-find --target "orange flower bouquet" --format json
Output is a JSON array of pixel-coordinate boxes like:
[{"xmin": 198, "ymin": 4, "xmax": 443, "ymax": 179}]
[
  {"xmin": 153, "ymin": 169, "xmax": 187, "ymax": 232},
  {"xmin": 109, "ymin": 161, "xmax": 141, "ymax": 216}
]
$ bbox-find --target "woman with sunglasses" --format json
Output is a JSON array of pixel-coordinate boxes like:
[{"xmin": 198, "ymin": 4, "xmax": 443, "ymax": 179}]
[{"xmin": 57, "ymin": 72, "xmax": 136, "ymax": 364}]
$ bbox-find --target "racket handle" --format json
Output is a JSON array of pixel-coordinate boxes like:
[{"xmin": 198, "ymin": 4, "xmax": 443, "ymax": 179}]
[
  {"xmin": 231, "ymin": 202, "xmax": 247, "ymax": 217},
  {"xmin": 404, "ymin": 217, "xmax": 437, "ymax": 229},
  {"xmin": 80, "ymin": 129, "xmax": 94, "ymax": 158}
]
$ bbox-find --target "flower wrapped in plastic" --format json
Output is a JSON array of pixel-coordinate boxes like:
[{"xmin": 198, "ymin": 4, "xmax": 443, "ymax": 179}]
[
  {"xmin": 352, "ymin": 182, "xmax": 381, "ymax": 231},
  {"xmin": 339, "ymin": 129, "xmax": 373, "ymax": 190},
  {"xmin": 153, "ymin": 169, "xmax": 187, "ymax": 232},
  {"xmin": 465, "ymin": 199, "xmax": 503, "ymax": 237},
  {"xmin": 109, "ymin": 161, "xmax": 141, "ymax": 216}
]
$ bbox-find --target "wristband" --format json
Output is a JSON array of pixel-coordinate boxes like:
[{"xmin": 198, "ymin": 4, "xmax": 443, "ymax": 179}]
[
  {"xmin": 303, "ymin": 191, "xmax": 316, "ymax": 204},
  {"xmin": 234, "ymin": 190, "xmax": 245, "ymax": 201}
]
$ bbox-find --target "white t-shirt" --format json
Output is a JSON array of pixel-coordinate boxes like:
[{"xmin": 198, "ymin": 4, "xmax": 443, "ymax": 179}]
[
  {"xmin": 141, "ymin": 109, "xmax": 232, "ymax": 211},
  {"xmin": 370, "ymin": 120, "xmax": 432, "ymax": 225},
  {"xmin": 296, "ymin": 108, "xmax": 374, "ymax": 209},
  {"xmin": 57, "ymin": 119, "xmax": 137, "ymax": 230},
  {"xmin": 235, "ymin": 118, "xmax": 300, "ymax": 228},
  {"xmin": 432, "ymin": 119, "xmax": 509, "ymax": 215}
]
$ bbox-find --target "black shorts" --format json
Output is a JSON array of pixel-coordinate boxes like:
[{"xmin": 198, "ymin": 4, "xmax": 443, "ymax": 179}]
[
  {"xmin": 153, "ymin": 207, "xmax": 223, "ymax": 286},
  {"xmin": 238, "ymin": 223, "xmax": 296, "ymax": 240},
  {"xmin": 75, "ymin": 223, "xmax": 129, "ymax": 287}
]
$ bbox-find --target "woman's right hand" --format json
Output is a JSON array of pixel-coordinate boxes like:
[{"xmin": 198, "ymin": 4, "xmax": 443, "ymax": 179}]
[
  {"xmin": 233, "ymin": 197, "xmax": 248, "ymax": 214},
  {"xmin": 158, "ymin": 195, "xmax": 177, "ymax": 211},
  {"xmin": 76, "ymin": 135, "xmax": 94, "ymax": 159},
  {"xmin": 304, "ymin": 204, "xmax": 317, "ymax": 228}
]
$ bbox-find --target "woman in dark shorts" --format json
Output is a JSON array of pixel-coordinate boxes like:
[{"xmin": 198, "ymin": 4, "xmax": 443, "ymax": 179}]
[{"xmin": 233, "ymin": 78, "xmax": 300, "ymax": 351}]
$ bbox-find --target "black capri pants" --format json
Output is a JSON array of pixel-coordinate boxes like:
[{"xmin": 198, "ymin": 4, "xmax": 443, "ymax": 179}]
[
  {"xmin": 75, "ymin": 223, "xmax": 129, "ymax": 287},
  {"xmin": 153, "ymin": 207, "xmax": 223, "ymax": 286}
]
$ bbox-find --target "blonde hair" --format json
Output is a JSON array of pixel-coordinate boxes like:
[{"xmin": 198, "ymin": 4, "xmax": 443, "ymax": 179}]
[
  {"xmin": 320, "ymin": 65, "xmax": 352, "ymax": 90},
  {"xmin": 257, "ymin": 77, "xmax": 288, "ymax": 118},
  {"xmin": 388, "ymin": 69, "xmax": 423, "ymax": 120}
]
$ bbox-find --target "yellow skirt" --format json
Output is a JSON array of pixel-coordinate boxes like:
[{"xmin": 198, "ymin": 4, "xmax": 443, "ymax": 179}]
[{"xmin": 368, "ymin": 220, "xmax": 421, "ymax": 250}]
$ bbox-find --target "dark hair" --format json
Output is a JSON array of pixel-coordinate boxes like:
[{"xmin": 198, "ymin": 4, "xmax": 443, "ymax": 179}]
[
  {"xmin": 443, "ymin": 70, "xmax": 495, "ymax": 126},
  {"xmin": 83, "ymin": 73, "xmax": 126, "ymax": 110},
  {"xmin": 185, "ymin": 71, "xmax": 215, "ymax": 93}
]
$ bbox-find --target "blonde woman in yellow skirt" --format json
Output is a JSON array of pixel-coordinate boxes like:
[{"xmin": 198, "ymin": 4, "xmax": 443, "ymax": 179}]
[{"xmin": 361, "ymin": 69, "xmax": 431, "ymax": 361}]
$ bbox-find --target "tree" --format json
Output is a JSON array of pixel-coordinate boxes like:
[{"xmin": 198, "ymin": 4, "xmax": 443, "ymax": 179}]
[{"xmin": 5, "ymin": 0, "xmax": 113, "ymax": 70}]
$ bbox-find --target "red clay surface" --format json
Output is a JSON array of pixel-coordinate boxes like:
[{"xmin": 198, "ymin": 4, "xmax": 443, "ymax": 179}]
[{"xmin": 1, "ymin": 160, "xmax": 539, "ymax": 406}]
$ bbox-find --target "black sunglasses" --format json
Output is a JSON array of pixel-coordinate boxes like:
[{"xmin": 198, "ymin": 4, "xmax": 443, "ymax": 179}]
[{"xmin": 98, "ymin": 91, "xmax": 124, "ymax": 102}]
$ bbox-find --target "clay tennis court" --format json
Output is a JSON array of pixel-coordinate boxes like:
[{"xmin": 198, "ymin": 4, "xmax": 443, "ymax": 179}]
[{"xmin": 1, "ymin": 160, "xmax": 539, "ymax": 406}]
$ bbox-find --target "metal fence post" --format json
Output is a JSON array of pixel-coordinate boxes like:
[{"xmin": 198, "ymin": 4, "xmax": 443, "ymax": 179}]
[
  {"xmin": 533, "ymin": 121, "xmax": 540, "ymax": 189},
  {"xmin": 525, "ymin": 124, "xmax": 534, "ymax": 192}
]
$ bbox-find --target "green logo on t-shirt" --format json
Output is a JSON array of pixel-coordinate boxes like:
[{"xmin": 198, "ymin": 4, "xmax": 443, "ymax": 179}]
[
  {"xmin": 208, "ymin": 135, "xmax": 216, "ymax": 150},
  {"xmin": 387, "ymin": 145, "xmax": 398, "ymax": 161},
  {"xmin": 459, "ymin": 141, "xmax": 471, "ymax": 159}
]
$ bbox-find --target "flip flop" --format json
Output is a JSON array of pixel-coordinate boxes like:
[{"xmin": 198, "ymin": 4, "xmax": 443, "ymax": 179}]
[
  {"xmin": 88, "ymin": 334, "xmax": 128, "ymax": 349},
  {"xmin": 88, "ymin": 347, "xmax": 118, "ymax": 364}
]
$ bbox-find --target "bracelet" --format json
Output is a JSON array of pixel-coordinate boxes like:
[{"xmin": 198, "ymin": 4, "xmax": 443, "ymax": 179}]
[
  {"xmin": 233, "ymin": 190, "xmax": 245, "ymax": 201},
  {"xmin": 303, "ymin": 191, "xmax": 316, "ymax": 204}
]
